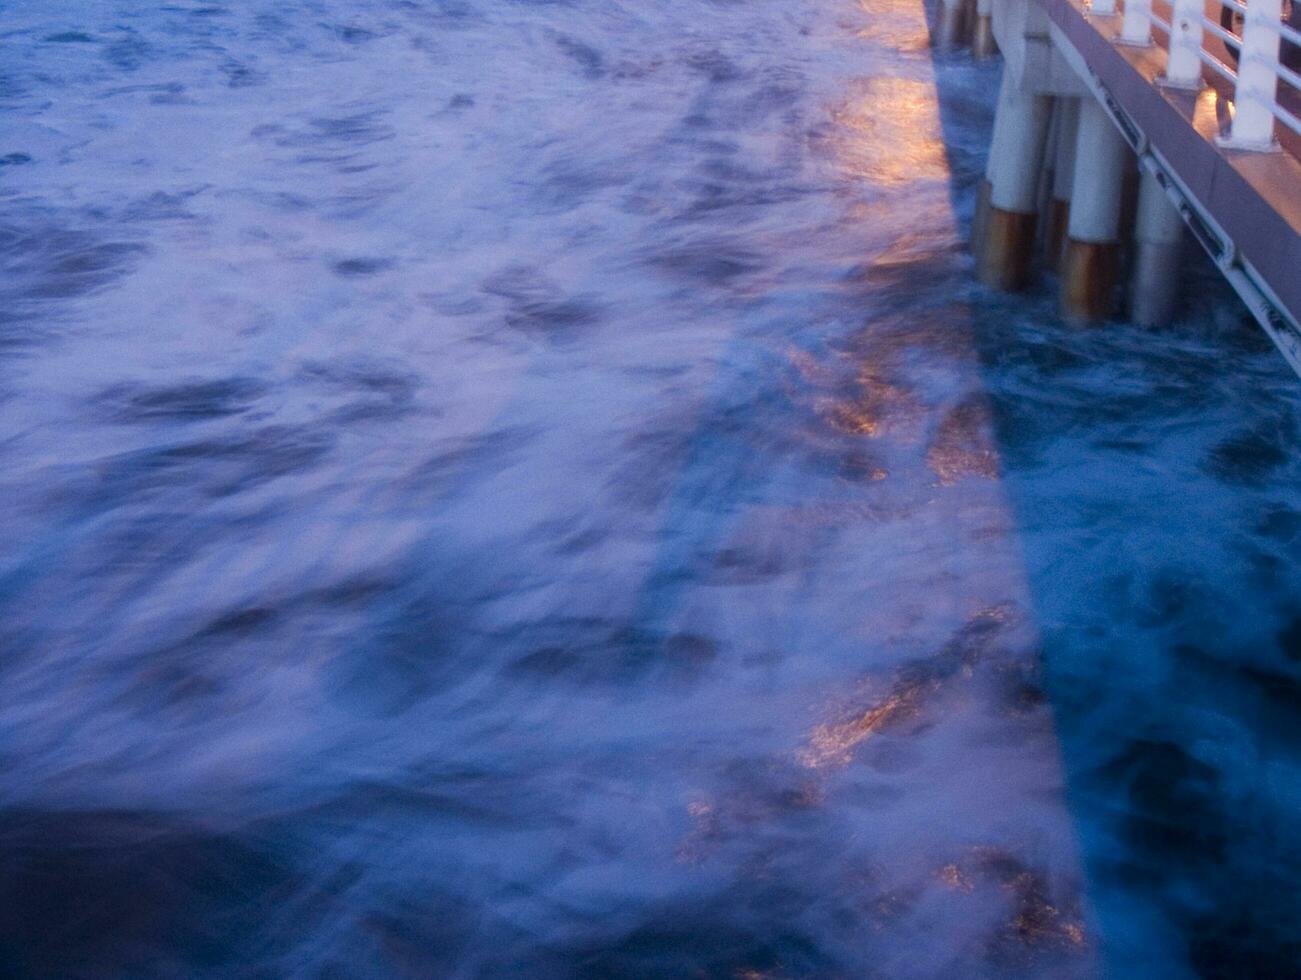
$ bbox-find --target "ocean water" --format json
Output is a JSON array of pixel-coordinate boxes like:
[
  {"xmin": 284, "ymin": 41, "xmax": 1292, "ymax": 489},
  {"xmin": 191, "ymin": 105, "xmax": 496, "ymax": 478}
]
[{"xmin": 1, "ymin": 0, "xmax": 1299, "ymax": 977}]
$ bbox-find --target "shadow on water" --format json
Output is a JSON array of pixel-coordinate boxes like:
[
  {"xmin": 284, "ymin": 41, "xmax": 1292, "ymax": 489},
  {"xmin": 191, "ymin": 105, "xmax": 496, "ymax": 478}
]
[{"xmin": 924, "ymin": 14, "xmax": 1301, "ymax": 979}]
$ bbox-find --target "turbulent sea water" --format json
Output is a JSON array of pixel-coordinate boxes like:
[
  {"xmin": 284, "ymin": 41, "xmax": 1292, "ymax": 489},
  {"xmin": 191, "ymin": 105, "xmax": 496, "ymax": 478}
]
[{"xmin": 2, "ymin": 0, "xmax": 1300, "ymax": 977}]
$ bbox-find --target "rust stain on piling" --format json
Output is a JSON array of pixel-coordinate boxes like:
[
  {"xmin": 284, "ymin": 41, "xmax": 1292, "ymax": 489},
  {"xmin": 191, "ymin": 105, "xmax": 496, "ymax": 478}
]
[
  {"xmin": 1059, "ymin": 239, "xmax": 1121, "ymax": 324},
  {"xmin": 975, "ymin": 207, "xmax": 1039, "ymax": 291}
]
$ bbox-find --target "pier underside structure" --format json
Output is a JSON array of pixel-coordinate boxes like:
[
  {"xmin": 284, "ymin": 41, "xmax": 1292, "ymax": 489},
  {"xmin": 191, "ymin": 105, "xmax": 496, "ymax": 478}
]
[{"xmin": 953, "ymin": 0, "xmax": 1301, "ymax": 375}]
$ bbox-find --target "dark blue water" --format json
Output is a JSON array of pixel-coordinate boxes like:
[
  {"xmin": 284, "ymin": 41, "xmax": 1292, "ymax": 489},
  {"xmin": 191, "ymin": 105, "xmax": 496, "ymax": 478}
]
[{"xmin": 1, "ymin": 0, "xmax": 1299, "ymax": 977}]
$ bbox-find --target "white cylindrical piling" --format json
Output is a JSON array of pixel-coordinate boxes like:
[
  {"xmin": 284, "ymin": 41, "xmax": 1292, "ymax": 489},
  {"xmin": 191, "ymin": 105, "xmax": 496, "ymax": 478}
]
[
  {"xmin": 971, "ymin": 68, "xmax": 1012, "ymax": 268},
  {"xmin": 1128, "ymin": 169, "xmax": 1184, "ymax": 326},
  {"xmin": 973, "ymin": 0, "xmax": 998, "ymax": 58},
  {"xmin": 977, "ymin": 72, "xmax": 1053, "ymax": 290},
  {"xmin": 1043, "ymin": 97, "xmax": 1079, "ymax": 270},
  {"xmin": 1060, "ymin": 98, "xmax": 1130, "ymax": 322}
]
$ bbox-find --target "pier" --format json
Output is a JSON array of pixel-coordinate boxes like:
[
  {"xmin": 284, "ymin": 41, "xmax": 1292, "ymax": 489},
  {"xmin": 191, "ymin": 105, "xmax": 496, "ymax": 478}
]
[{"xmin": 954, "ymin": 0, "xmax": 1301, "ymax": 374}]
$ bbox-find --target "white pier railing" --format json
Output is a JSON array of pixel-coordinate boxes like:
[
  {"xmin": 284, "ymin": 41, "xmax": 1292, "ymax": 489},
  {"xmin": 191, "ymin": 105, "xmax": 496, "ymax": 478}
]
[{"xmin": 1097, "ymin": 0, "xmax": 1301, "ymax": 149}]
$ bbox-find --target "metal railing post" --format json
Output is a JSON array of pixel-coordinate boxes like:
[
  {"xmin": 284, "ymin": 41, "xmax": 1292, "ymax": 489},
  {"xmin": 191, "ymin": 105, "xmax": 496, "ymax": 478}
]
[
  {"xmin": 1120, "ymin": 0, "xmax": 1153, "ymax": 44},
  {"xmin": 1219, "ymin": 0, "xmax": 1283, "ymax": 148},
  {"xmin": 1161, "ymin": 0, "xmax": 1205, "ymax": 87}
]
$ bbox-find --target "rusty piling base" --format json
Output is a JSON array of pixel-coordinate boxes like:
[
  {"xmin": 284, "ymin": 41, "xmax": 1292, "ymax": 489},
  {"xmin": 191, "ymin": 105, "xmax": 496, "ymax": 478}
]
[
  {"xmin": 1060, "ymin": 238, "xmax": 1121, "ymax": 324},
  {"xmin": 972, "ymin": 15, "xmax": 999, "ymax": 58},
  {"xmin": 975, "ymin": 205, "xmax": 1038, "ymax": 292}
]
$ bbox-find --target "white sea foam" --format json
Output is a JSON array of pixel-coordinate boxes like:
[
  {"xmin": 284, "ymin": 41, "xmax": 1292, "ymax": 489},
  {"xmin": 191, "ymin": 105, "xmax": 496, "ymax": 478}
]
[{"xmin": 0, "ymin": 0, "xmax": 1297, "ymax": 976}]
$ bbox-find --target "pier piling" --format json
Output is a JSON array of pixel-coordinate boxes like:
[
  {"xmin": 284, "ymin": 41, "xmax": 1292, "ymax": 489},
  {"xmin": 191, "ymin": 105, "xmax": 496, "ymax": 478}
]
[
  {"xmin": 972, "ymin": 0, "xmax": 999, "ymax": 57},
  {"xmin": 977, "ymin": 73, "xmax": 1052, "ymax": 290},
  {"xmin": 935, "ymin": 0, "xmax": 969, "ymax": 49},
  {"xmin": 1128, "ymin": 169, "xmax": 1185, "ymax": 327},
  {"xmin": 967, "ymin": 0, "xmax": 1300, "ymax": 369},
  {"xmin": 1060, "ymin": 99, "xmax": 1129, "ymax": 322}
]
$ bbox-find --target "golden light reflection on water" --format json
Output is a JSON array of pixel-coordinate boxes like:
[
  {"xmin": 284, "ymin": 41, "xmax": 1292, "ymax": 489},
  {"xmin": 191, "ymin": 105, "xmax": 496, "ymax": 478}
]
[
  {"xmin": 938, "ymin": 863, "xmax": 974, "ymax": 893},
  {"xmin": 851, "ymin": 0, "xmax": 934, "ymax": 53},
  {"xmin": 926, "ymin": 397, "xmax": 1001, "ymax": 485},
  {"xmin": 672, "ymin": 594, "xmax": 1088, "ymax": 958},
  {"xmin": 822, "ymin": 399, "xmax": 882, "ymax": 436},
  {"xmin": 1001, "ymin": 872, "xmax": 1089, "ymax": 952},
  {"xmin": 799, "ymin": 604, "xmax": 1017, "ymax": 770},
  {"xmin": 832, "ymin": 77, "xmax": 949, "ymax": 187},
  {"xmin": 818, "ymin": 366, "xmax": 925, "ymax": 442},
  {"xmin": 665, "ymin": 23, "xmax": 1092, "ymax": 960},
  {"xmin": 852, "ymin": 221, "xmax": 955, "ymax": 274},
  {"xmin": 943, "ymin": 848, "xmax": 1091, "ymax": 954},
  {"xmin": 798, "ymin": 675, "xmax": 935, "ymax": 769}
]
